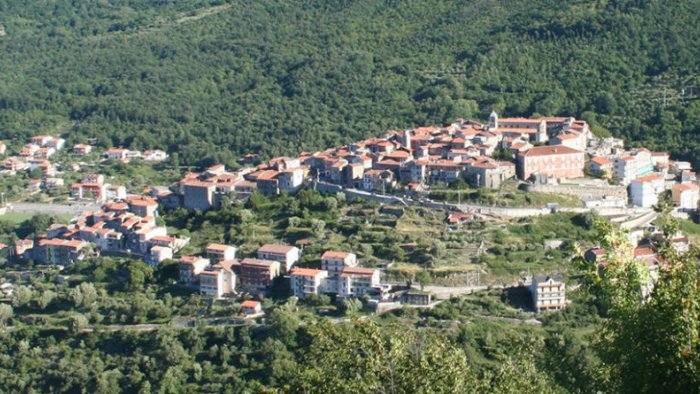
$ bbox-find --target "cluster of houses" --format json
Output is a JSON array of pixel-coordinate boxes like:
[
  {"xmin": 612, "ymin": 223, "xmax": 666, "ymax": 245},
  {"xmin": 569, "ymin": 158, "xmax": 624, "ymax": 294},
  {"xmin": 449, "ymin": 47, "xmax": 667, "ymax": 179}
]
[
  {"xmin": 178, "ymin": 245, "xmax": 384, "ymax": 302},
  {"xmin": 167, "ymin": 114, "xmax": 591, "ymax": 211},
  {"xmin": 0, "ymin": 134, "xmax": 168, "ymax": 198},
  {"xmin": 528, "ymin": 222, "xmax": 691, "ymax": 313},
  {"xmin": 589, "ymin": 147, "xmax": 698, "ymax": 210},
  {"xmin": 10, "ymin": 194, "xmax": 189, "ymax": 266},
  {"xmin": 162, "ymin": 113, "xmax": 697, "ymax": 216}
]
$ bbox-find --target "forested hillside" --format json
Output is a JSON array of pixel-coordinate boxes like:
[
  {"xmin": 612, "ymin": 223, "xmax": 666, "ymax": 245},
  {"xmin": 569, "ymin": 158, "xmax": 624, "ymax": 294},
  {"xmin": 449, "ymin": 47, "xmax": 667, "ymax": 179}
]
[{"xmin": 1, "ymin": 0, "xmax": 700, "ymax": 167}]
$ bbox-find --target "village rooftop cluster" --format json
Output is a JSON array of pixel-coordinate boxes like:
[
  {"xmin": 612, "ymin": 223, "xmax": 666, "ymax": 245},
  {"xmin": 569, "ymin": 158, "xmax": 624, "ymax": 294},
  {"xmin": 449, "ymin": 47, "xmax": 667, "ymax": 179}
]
[
  {"xmin": 1, "ymin": 136, "xmax": 167, "ymax": 199},
  {"xmin": 2, "ymin": 113, "xmax": 699, "ymax": 313},
  {"xmin": 167, "ymin": 112, "xmax": 698, "ymax": 214}
]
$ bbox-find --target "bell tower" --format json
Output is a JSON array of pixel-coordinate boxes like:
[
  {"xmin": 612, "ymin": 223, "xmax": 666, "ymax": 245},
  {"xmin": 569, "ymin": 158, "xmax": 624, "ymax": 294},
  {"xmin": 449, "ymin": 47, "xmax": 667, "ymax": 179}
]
[{"xmin": 489, "ymin": 111, "xmax": 499, "ymax": 130}]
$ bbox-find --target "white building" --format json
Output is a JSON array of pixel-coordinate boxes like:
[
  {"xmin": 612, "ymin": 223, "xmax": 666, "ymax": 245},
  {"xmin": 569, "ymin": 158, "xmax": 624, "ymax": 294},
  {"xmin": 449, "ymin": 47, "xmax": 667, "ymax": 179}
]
[
  {"xmin": 629, "ymin": 174, "xmax": 664, "ymax": 207},
  {"xmin": 550, "ymin": 133, "xmax": 586, "ymax": 152},
  {"xmin": 178, "ymin": 256, "xmax": 210, "ymax": 285},
  {"xmin": 613, "ymin": 150, "xmax": 653, "ymax": 185},
  {"xmin": 105, "ymin": 148, "xmax": 129, "ymax": 160},
  {"xmin": 321, "ymin": 251, "xmax": 357, "ymax": 293},
  {"xmin": 147, "ymin": 245, "xmax": 172, "ymax": 266},
  {"xmin": 205, "ymin": 243, "xmax": 237, "ymax": 264},
  {"xmin": 672, "ymin": 183, "xmax": 700, "ymax": 211},
  {"xmin": 289, "ymin": 268, "xmax": 328, "ymax": 298},
  {"xmin": 530, "ymin": 275, "xmax": 566, "ymax": 312},
  {"xmin": 198, "ymin": 261, "xmax": 237, "ymax": 298},
  {"xmin": 278, "ymin": 167, "xmax": 305, "ymax": 193},
  {"xmin": 256, "ymin": 244, "xmax": 300, "ymax": 272},
  {"xmin": 337, "ymin": 267, "xmax": 380, "ymax": 298},
  {"xmin": 143, "ymin": 150, "xmax": 169, "ymax": 162}
]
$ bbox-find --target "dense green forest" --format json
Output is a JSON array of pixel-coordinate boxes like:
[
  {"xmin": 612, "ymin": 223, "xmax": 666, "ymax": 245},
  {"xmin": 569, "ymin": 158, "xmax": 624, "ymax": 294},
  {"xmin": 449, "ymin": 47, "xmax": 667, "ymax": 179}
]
[{"xmin": 1, "ymin": 0, "xmax": 700, "ymax": 167}]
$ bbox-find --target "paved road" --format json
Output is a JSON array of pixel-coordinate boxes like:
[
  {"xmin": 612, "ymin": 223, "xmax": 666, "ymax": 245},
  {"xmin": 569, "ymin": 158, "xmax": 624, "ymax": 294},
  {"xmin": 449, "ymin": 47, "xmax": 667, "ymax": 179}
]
[{"xmin": 7, "ymin": 202, "xmax": 100, "ymax": 217}]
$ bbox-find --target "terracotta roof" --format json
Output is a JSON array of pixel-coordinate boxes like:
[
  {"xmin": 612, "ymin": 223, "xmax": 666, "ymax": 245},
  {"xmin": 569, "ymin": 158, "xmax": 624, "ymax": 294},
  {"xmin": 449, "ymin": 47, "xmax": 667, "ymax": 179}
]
[
  {"xmin": 290, "ymin": 268, "xmax": 325, "ymax": 277},
  {"xmin": 207, "ymin": 243, "xmax": 234, "ymax": 252},
  {"xmin": 215, "ymin": 259, "xmax": 240, "ymax": 272},
  {"xmin": 240, "ymin": 258, "xmax": 277, "ymax": 268},
  {"xmin": 554, "ymin": 133, "xmax": 580, "ymax": 140},
  {"xmin": 519, "ymin": 145, "xmax": 581, "ymax": 157},
  {"xmin": 322, "ymin": 251, "xmax": 352, "ymax": 259},
  {"xmin": 499, "ymin": 117, "xmax": 544, "ymax": 124},
  {"xmin": 258, "ymin": 244, "xmax": 295, "ymax": 255},
  {"xmin": 631, "ymin": 174, "xmax": 661, "ymax": 183},
  {"xmin": 673, "ymin": 183, "xmax": 700, "ymax": 192},
  {"xmin": 634, "ymin": 247, "xmax": 655, "ymax": 257},
  {"xmin": 128, "ymin": 197, "xmax": 158, "ymax": 207},
  {"xmin": 179, "ymin": 256, "xmax": 206, "ymax": 265},
  {"xmin": 590, "ymin": 157, "xmax": 613, "ymax": 166},
  {"xmin": 241, "ymin": 300, "xmax": 260, "ymax": 308},
  {"xmin": 255, "ymin": 170, "xmax": 279, "ymax": 181},
  {"xmin": 339, "ymin": 267, "xmax": 376, "ymax": 277},
  {"xmin": 151, "ymin": 235, "xmax": 175, "ymax": 243}
]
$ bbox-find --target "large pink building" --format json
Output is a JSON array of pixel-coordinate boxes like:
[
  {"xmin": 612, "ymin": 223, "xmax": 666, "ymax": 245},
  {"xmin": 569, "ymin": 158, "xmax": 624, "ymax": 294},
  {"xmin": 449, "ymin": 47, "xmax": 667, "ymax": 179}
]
[{"xmin": 516, "ymin": 145, "xmax": 584, "ymax": 180}]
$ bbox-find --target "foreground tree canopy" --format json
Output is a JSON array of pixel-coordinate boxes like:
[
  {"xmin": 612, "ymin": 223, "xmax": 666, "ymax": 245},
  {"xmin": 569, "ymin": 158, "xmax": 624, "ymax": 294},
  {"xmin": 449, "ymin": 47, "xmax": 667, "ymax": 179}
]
[{"xmin": 1, "ymin": 0, "xmax": 700, "ymax": 167}]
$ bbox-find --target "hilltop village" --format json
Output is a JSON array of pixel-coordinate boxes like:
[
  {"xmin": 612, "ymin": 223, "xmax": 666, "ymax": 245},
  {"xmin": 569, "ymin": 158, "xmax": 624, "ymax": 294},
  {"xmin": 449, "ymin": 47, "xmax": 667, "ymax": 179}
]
[{"xmin": 0, "ymin": 113, "xmax": 698, "ymax": 314}]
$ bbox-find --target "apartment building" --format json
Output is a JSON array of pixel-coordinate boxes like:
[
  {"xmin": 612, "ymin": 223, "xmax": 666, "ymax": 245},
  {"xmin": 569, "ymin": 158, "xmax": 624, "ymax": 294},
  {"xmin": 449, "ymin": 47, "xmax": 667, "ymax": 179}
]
[
  {"xmin": 256, "ymin": 244, "xmax": 300, "ymax": 272},
  {"xmin": 205, "ymin": 243, "xmax": 237, "ymax": 264},
  {"xmin": 199, "ymin": 260, "xmax": 237, "ymax": 298},
  {"xmin": 289, "ymin": 268, "xmax": 328, "ymax": 298},
  {"xmin": 238, "ymin": 258, "xmax": 281, "ymax": 289},
  {"xmin": 629, "ymin": 174, "xmax": 664, "ymax": 208},
  {"xmin": 613, "ymin": 150, "xmax": 653, "ymax": 185},
  {"xmin": 516, "ymin": 145, "xmax": 584, "ymax": 181},
  {"xmin": 178, "ymin": 256, "xmax": 210, "ymax": 286},
  {"xmin": 337, "ymin": 267, "xmax": 380, "ymax": 299},
  {"xmin": 321, "ymin": 251, "xmax": 357, "ymax": 293},
  {"xmin": 672, "ymin": 183, "xmax": 700, "ymax": 211},
  {"xmin": 530, "ymin": 275, "xmax": 566, "ymax": 312}
]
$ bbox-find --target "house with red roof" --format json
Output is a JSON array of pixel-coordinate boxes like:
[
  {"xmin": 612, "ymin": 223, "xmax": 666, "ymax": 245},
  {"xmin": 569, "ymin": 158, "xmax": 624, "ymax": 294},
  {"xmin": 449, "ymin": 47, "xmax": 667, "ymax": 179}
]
[
  {"xmin": 672, "ymin": 183, "xmax": 699, "ymax": 211},
  {"xmin": 290, "ymin": 268, "xmax": 329, "ymax": 298},
  {"xmin": 589, "ymin": 156, "xmax": 613, "ymax": 178},
  {"xmin": 516, "ymin": 145, "xmax": 584, "ymax": 181},
  {"xmin": 338, "ymin": 267, "xmax": 380, "ymax": 298},
  {"xmin": 241, "ymin": 300, "xmax": 262, "ymax": 315},
  {"xmin": 34, "ymin": 239, "xmax": 87, "ymax": 265},
  {"xmin": 363, "ymin": 169, "xmax": 395, "ymax": 192},
  {"xmin": 257, "ymin": 244, "xmax": 300, "ymax": 272},
  {"xmin": 629, "ymin": 174, "xmax": 664, "ymax": 207},
  {"xmin": 178, "ymin": 256, "xmax": 210, "ymax": 285},
  {"xmin": 238, "ymin": 258, "xmax": 281, "ymax": 289},
  {"xmin": 205, "ymin": 243, "xmax": 237, "ymax": 263},
  {"xmin": 551, "ymin": 132, "xmax": 586, "ymax": 152}
]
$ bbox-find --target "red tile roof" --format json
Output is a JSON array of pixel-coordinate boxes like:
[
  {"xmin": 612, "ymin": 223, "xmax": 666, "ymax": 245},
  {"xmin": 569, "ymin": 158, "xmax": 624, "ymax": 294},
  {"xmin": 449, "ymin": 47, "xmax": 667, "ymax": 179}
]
[
  {"xmin": 631, "ymin": 174, "xmax": 661, "ymax": 183},
  {"xmin": 258, "ymin": 244, "xmax": 295, "ymax": 255},
  {"xmin": 290, "ymin": 268, "xmax": 325, "ymax": 277},
  {"xmin": 322, "ymin": 251, "xmax": 352, "ymax": 259},
  {"xmin": 673, "ymin": 183, "xmax": 700, "ymax": 192},
  {"xmin": 207, "ymin": 243, "xmax": 234, "ymax": 252},
  {"xmin": 241, "ymin": 300, "xmax": 260, "ymax": 308},
  {"xmin": 519, "ymin": 145, "xmax": 581, "ymax": 157},
  {"xmin": 339, "ymin": 267, "xmax": 376, "ymax": 277},
  {"xmin": 590, "ymin": 157, "xmax": 613, "ymax": 166}
]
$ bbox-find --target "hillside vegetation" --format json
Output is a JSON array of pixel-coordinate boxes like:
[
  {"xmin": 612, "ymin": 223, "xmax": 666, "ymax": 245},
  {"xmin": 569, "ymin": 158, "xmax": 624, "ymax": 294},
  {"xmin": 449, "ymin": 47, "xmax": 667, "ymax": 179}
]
[{"xmin": 1, "ymin": 0, "xmax": 700, "ymax": 167}]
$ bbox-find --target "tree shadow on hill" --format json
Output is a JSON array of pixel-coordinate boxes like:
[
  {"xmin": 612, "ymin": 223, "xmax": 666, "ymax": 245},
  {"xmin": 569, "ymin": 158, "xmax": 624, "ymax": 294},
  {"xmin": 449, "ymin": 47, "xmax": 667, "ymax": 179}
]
[{"xmin": 502, "ymin": 285, "xmax": 534, "ymax": 311}]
